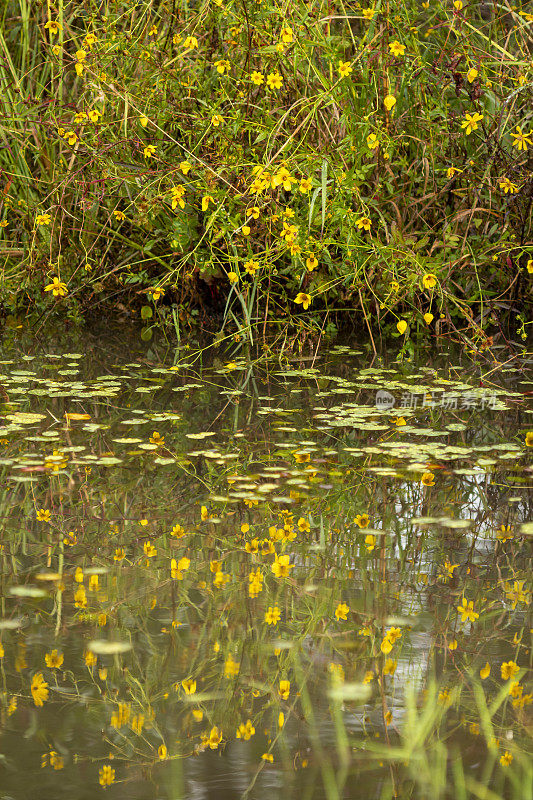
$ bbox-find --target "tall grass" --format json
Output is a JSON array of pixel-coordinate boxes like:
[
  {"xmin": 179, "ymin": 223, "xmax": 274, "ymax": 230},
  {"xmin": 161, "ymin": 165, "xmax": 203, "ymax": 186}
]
[{"xmin": 0, "ymin": 0, "xmax": 531, "ymax": 347}]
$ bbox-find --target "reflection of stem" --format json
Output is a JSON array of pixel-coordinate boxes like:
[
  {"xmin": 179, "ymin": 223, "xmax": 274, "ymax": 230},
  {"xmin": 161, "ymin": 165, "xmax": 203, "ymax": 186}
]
[
  {"xmin": 55, "ymin": 537, "xmax": 64, "ymax": 637},
  {"xmin": 378, "ymin": 671, "xmax": 398, "ymax": 797}
]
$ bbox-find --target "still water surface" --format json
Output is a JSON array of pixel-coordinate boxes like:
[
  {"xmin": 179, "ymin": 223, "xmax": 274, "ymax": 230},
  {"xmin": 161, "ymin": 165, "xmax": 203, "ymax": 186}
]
[{"xmin": 0, "ymin": 328, "xmax": 531, "ymax": 799}]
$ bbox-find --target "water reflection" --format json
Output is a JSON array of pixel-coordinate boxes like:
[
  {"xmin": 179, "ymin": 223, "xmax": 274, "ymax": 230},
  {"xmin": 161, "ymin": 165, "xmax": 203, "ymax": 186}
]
[{"xmin": 0, "ymin": 327, "xmax": 531, "ymax": 799}]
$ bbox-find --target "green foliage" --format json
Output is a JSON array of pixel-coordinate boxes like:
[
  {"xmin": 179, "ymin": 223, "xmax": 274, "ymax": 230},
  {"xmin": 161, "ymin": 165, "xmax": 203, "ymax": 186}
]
[{"xmin": 0, "ymin": 0, "xmax": 532, "ymax": 346}]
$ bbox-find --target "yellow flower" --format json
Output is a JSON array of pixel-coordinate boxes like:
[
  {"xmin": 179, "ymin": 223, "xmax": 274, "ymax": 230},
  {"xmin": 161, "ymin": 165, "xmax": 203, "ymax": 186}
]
[
  {"xmin": 447, "ymin": 166, "xmax": 463, "ymax": 178},
  {"xmin": 423, "ymin": 312, "xmax": 434, "ymax": 325},
  {"xmin": 206, "ymin": 726, "xmax": 222, "ymax": 749},
  {"xmin": 362, "ymin": 7, "xmax": 376, "ymax": 19},
  {"xmin": 526, "ymin": 431, "xmax": 533, "ymax": 447},
  {"xmin": 262, "ymin": 753, "xmax": 274, "ymax": 762},
  {"xmin": 224, "ymin": 655, "xmax": 240, "ymax": 677},
  {"xmin": 421, "ymin": 471, "xmax": 435, "ymax": 486},
  {"xmin": 201, "ymin": 195, "xmax": 214, "ymax": 212},
  {"xmin": 306, "ymin": 254, "xmax": 318, "ymax": 272},
  {"xmin": 501, "ymin": 661, "xmax": 519, "ymax": 680},
  {"xmin": 422, "ymin": 272, "xmax": 438, "ymax": 289},
  {"xmin": 457, "ymin": 598, "xmax": 479, "ymax": 623},
  {"xmin": 467, "ymin": 67, "xmax": 478, "ymax": 83},
  {"xmin": 278, "ymin": 679, "xmax": 290, "ymax": 699},
  {"xmin": 299, "ymin": 177, "xmax": 313, "ymax": 193},
  {"xmin": 99, "ymin": 765, "xmax": 115, "ymax": 786},
  {"xmin": 526, "ymin": 260, "xmax": 533, "ymax": 274},
  {"xmin": 338, "ymin": 61, "xmax": 353, "ymax": 78},
  {"xmin": 31, "ymin": 672, "xmax": 49, "ymax": 706},
  {"xmin": 383, "ymin": 658, "xmax": 397, "ymax": 675},
  {"xmin": 83, "ymin": 33, "xmax": 97, "ymax": 49},
  {"xmin": 228, "ymin": 271, "xmax": 238, "ymax": 284},
  {"xmin": 143, "ymin": 540, "xmax": 157, "ymax": 558},
  {"xmin": 244, "ymin": 259, "xmax": 259, "ymax": 275},
  {"xmin": 140, "ymin": 115, "xmax": 149, "ymax": 128},
  {"xmin": 44, "ymin": 20, "xmax": 62, "ymax": 35},
  {"xmin": 179, "ymin": 160, "xmax": 192, "ymax": 175},
  {"xmin": 389, "ymin": 41, "xmax": 406, "ymax": 56},
  {"xmin": 182, "ymin": 678, "xmax": 196, "ymax": 694},
  {"xmin": 36, "ymin": 508, "xmax": 51, "ymax": 521},
  {"xmin": 480, "ymin": 662, "xmax": 490, "ymax": 679},
  {"xmin": 367, "ymin": 133, "xmax": 379, "ymax": 149},
  {"xmin": 461, "ymin": 111, "xmax": 483, "ymax": 135},
  {"xmin": 214, "ymin": 59, "xmax": 230, "ymax": 74},
  {"xmin": 45, "ymin": 650, "xmax": 64, "ymax": 669},
  {"xmin": 355, "ymin": 513, "xmax": 370, "ymax": 528},
  {"xmin": 35, "ymin": 213, "xmax": 51, "ymax": 226},
  {"xmin": 271, "ymin": 554, "xmax": 293, "ymax": 577},
  {"xmin": 335, "ymin": 602, "xmax": 349, "ymax": 621},
  {"xmin": 364, "ymin": 534, "xmax": 376, "ymax": 551},
  {"xmin": 500, "ymin": 750, "xmax": 513, "ymax": 766},
  {"xmin": 294, "ymin": 292, "xmax": 312, "ymax": 310},
  {"xmin": 266, "ymin": 71, "xmax": 283, "ymax": 90},
  {"xmin": 280, "ymin": 26, "xmax": 293, "ymax": 43},
  {"xmin": 236, "ymin": 719, "xmax": 256, "ymax": 739},
  {"xmin": 183, "ymin": 35, "xmax": 198, "ymax": 49},
  {"xmin": 44, "ymin": 277, "xmax": 68, "ymax": 297},
  {"xmin": 498, "ymin": 177, "xmax": 519, "ymax": 194},
  {"xmin": 250, "ymin": 71, "xmax": 264, "ymax": 85},
  {"xmin": 356, "ymin": 216, "xmax": 372, "ymax": 231},
  {"xmin": 510, "ymin": 126, "xmax": 532, "ymax": 152},
  {"xmin": 383, "ymin": 94, "xmax": 396, "ymax": 110},
  {"xmin": 212, "ymin": 114, "xmax": 224, "ymax": 127},
  {"xmin": 143, "ymin": 145, "xmax": 156, "ymax": 158},
  {"xmin": 397, "ymin": 320, "xmax": 408, "ymax": 335},
  {"xmin": 265, "ymin": 606, "xmax": 280, "ymax": 625}
]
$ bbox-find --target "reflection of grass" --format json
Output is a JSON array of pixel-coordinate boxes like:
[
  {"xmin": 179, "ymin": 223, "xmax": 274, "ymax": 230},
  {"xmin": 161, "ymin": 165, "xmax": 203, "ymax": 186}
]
[{"xmin": 0, "ymin": 346, "xmax": 531, "ymax": 798}]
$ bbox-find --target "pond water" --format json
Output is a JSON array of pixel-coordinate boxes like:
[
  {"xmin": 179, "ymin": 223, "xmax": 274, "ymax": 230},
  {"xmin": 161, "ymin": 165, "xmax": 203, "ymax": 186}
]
[{"xmin": 0, "ymin": 327, "xmax": 531, "ymax": 800}]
